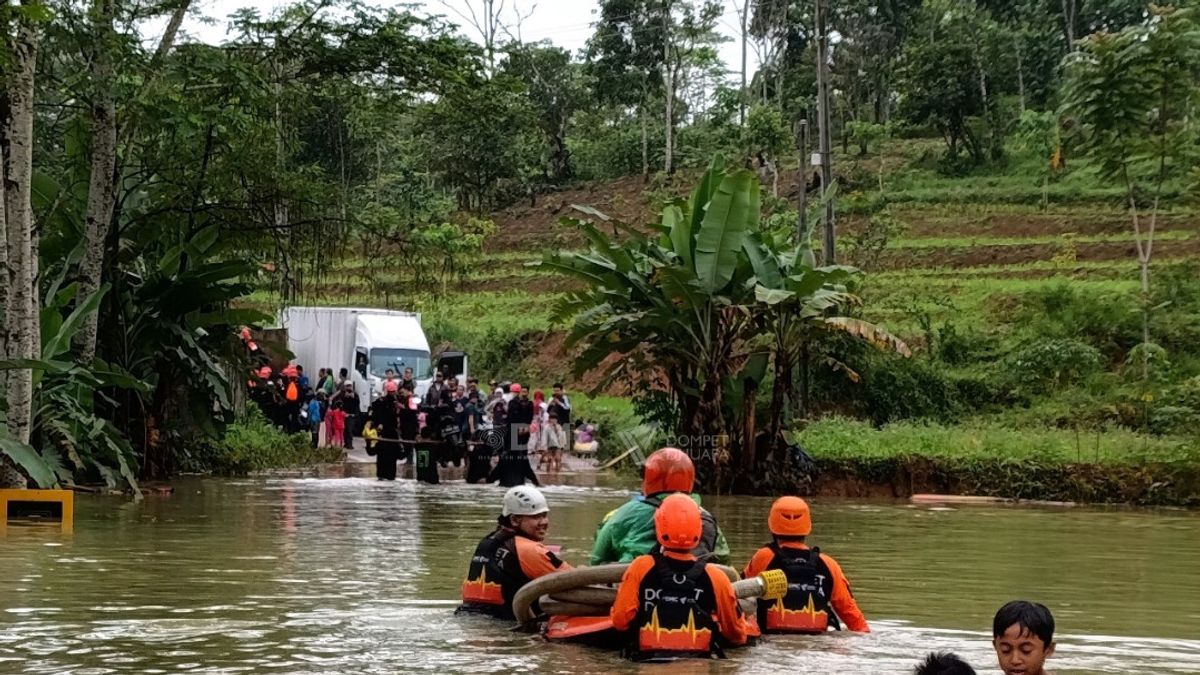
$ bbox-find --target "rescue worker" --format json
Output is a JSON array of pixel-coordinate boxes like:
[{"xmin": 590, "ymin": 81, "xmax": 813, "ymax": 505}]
[
  {"xmin": 365, "ymin": 380, "xmax": 401, "ymax": 481},
  {"xmin": 742, "ymin": 496, "xmax": 870, "ymax": 633},
  {"xmin": 591, "ymin": 448, "xmax": 730, "ymax": 565},
  {"xmin": 610, "ymin": 493, "xmax": 750, "ymax": 661},
  {"xmin": 457, "ymin": 486, "xmax": 571, "ymax": 619}
]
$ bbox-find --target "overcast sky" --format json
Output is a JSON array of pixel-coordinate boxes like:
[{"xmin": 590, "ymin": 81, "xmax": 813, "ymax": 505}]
[{"xmin": 153, "ymin": 0, "xmax": 760, "ymax": 78}]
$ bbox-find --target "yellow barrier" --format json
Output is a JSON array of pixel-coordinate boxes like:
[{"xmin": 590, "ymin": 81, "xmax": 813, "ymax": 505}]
[{"xmin": 0, "ymin": 489, "xmax": 74, "ymax": 533}]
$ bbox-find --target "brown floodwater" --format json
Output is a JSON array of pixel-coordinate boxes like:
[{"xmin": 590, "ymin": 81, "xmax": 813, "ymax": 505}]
[{"xmin": 1, "ymin": 474, "xmax": 1199, "ymax": 673}]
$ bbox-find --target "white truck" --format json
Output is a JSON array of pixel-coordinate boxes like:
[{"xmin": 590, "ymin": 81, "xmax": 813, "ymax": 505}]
[{"xmin": 279, "ymin": 307, "xmax": 467, "ymax": 409}]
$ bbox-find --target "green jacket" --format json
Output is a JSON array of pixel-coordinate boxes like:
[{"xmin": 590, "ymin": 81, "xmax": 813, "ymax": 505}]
[{"xmin": 589, "ymin": 492, "xmax": 730, "ymax": 566}]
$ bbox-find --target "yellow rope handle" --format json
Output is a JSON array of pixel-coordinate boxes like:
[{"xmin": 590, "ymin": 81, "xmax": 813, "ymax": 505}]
[{"xmin": 757, "ymin": 569, "xmax": 788, "ymax": 601}]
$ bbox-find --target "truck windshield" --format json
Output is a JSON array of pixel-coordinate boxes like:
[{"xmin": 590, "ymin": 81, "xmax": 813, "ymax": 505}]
[{"xmin": 368, "ymin": 348, "xmax": 430, "ymax": 379}]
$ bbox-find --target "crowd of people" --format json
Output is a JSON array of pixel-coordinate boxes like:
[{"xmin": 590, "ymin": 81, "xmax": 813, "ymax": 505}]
[
  {"xmin": 247, "ymin": 364, "xmax": 361, "ymax": 450},
  {"xmin": 245, "ymin": 358, "xmax": 597, "ymax": 485},
  {"xmin": 457, "ymin": 448, "xmax": 1058, "ymax": 674}
]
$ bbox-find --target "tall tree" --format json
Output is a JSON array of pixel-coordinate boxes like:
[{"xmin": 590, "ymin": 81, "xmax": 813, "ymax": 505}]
[
  {"xmin": 75, "ymin": 0, "xmax": 118, "ymax": 364},
  {"xmin": 1062, "ymin": 5, "xmax": 1200, "ymax": 378},
  {"xmin": 502, "ymin": 42, "xmax": 591, "ymax": 184},
  {"xmin": 3, "ymin": 0, "xmax": 44, "ymax": 453},
  {"xmin": 587, "ymin": 0, "xmax": 667, "ymax": 178}
]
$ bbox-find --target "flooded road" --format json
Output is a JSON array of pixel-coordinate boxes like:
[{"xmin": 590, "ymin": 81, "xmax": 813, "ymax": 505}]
[{"xmin": 2, "ymin": 476, "xmax": 1199, "ymax": 673}]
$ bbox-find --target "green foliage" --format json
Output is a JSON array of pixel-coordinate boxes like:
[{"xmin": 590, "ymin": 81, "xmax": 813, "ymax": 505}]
[
  {"xmin": 1063, "ymin": 6, "xmax": 1200, "ymax": 187},
  {"xmin": 845, "ymin": 120, "xmax": 888, "ymax": 155},
  {"xmin": 1003, "ymin": 338, "xmax": 1105, "ymax": 391},
  {"xmin": 186, "ymin": 406, "xmax": 340, "ymax": 475},
  {"xmin": 0, "ymin": 281, "xmax": 145, "ymax": 491},
  {"xmin": 796, "ymin": 416, "xmax": 1195, "ymax": 465},
  {"xmin": 1016, "ymin": 281, "xmax": 1141, "ymax": 359},
  {"xmin": 418, "ymin": 75, "xmax": 541, "ymax": 213},
  {"xmin": 742, "ymin": 104, "xmax": 791, "ymax": 158},
  {"xmin": 899, "ymin": 0, "xmax": 1011, "ymax": 165}
]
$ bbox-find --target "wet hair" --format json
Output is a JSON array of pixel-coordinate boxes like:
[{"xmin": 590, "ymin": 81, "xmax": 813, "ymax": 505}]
[
  {"xmin": 914, "ymin": 652, "xmax": 976, "ymax": 675},
  {"xmin": 992, "ymin": 600, "xmax": 1055, "ymax": 647}
]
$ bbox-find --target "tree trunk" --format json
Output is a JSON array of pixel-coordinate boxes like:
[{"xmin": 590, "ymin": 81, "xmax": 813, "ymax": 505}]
[
  {"xmin": 741, "ymin": 377, "xmax": 757, "ymax": 472},
  {"xmin": 640, "ymin": 101, "xmax": 649, "ymax": 181},
  {"xmin": 815, "ymin": 0, "xmax": 836, "ymax": 265},
  {"xmin": 1014, "ymin": 35, "xmax": 1026, "ymax": 113},
  {"xmin": 1061, "ymin": 0, "xmax": 1076, "ymax": 49},
  {"xmin": 0, "ymin": 132, "xmax": 21, "ymax": 489},
  {"xmin": 739, "ymin": 0, "xmax": 749, "ymax": 127},
  {"xmin": 663, "ymin": 72, "xmax": 674, "ymax": 176},
  {"xmin": 76, "ymin": 0, "xmax": 119, "ymax": 364},
  {"xmin": 4, "ymin": 13, "xmax": 40, "ymax": 449}
]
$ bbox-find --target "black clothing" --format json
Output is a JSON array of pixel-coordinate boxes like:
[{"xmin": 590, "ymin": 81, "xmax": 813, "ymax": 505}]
[
  {"xmin": 755, "ymin": 543, "xmax": 838, "ymax": 634},
  {"xmin": 457, "ymin": 527, "xmax": 525, "ymax": 619},
  {"xmin": 369, "ymin": 395, "xmax": 400, "ymax": 480},
  {"xmin": 488, "ymin": 450, "xmax": 539, "ymax": 488},
  {"xmin": 507, "ymin": 398, "xmax": 535, "ymax": 449},
  {"xmin": 629, "ymin": 553, "xmax": 720, "ymax": 661}
]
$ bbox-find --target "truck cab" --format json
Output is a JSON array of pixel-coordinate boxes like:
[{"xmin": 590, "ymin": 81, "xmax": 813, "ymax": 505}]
[{"xmin": 351, "ymin": 313, "xmax": 433, "ymax": 402}]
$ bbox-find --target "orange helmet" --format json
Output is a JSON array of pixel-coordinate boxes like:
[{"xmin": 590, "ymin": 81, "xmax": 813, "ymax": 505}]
[
  {"xmin": 642, "ymin": 448, "xmax": 694, "ymax": 496},
  {"xmin": 768, "ymin": 496, "xmax": 812, "ymax": 537},
  {"xmin": 655, "ymin": 493, "xmax": 702, "ymax": 551}
]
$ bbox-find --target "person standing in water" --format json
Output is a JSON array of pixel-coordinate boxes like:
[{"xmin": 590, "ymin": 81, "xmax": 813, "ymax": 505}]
[
  {"xmin": 365, "ymin": 380, "xmax": 401, "ymax": 480},
  {"xmin": 591, "ymin": 447, "xmax": 730, "ymax": 565},
  {"xmin": 457, "ymin": 486, "xmax": 572, "ymax": 620},
  {"xmin": 742, "ymin": 496, "xmax": 869, "ymax": 634},
  {"xmin": 609, "ymin": 493, "xmax": 750, "ymax": 660}
]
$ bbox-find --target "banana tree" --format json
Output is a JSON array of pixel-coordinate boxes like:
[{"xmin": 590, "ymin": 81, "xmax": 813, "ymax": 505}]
[
  {"xmin": 0, "ymin": 280, "xmax": 148, "ymax": 490},
  {"xmin": 535, "ymin": 156, "xmax": 758, "ymax": 466},
  {"xmin": 100, "ymin": 225, "xmax": 271, "ymax": 479}
]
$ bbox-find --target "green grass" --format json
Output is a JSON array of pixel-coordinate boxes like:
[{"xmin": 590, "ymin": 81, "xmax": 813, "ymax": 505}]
[
  {"xmin": 885, "ymin": 230, "xmax": 1194, "ymax": 250},
  {"xmin": 797, "ymin": 417, "xmax": 1199, "ymax": 466}
]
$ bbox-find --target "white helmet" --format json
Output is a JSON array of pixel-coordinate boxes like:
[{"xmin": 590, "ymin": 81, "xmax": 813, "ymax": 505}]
[{"xmin": 502, "ymin": 486, "xmax": 549, "ymax": 517}]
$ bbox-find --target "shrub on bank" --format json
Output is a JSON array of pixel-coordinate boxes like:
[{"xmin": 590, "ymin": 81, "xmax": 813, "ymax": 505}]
[
  {"xmin": 790, "ymin": 417, "xmax": 1200, "ymax": 506},
  {"xmin": 184, "ymin": 407, "xmax": 341, "ymax": 475},
  {"xmin": 796, "ymin": 416, "xmax": 1196, "ymax": 465}
]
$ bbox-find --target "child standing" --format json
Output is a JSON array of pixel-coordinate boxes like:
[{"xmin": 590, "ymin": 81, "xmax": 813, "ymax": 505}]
[
  {"xmin": 306, "ymin": 393, "xmax": 324, "ymax": 448},
  {"xmin": 327, "ymin": 400, "xmax": 347, "ymax": 448}
]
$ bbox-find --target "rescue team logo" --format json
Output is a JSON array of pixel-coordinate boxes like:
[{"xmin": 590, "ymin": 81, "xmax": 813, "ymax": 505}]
[
  {"xmin": 767, "ymin": 594, "xmax": 827, "ymax": 629},
  {"xmin": 461, "ymin": 569, "xmax": 503, "ymax": 604},
  {"xmin": 639, "ymin": 607, "xmax": 712, "ymax": 650}
]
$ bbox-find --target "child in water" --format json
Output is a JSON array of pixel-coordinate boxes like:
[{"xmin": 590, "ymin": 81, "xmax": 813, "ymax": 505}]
[{"xmin": 992, "ymin": 600, "xmax": 1056, "ymax": 675}]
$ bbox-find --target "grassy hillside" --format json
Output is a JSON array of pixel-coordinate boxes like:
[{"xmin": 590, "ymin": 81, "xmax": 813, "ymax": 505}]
[{"xmin": 248, "ymin": 139, "xmax": 1200, "ymax": 491}]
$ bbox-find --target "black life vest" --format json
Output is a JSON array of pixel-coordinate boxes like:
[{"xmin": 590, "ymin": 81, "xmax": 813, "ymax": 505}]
[
  {"xmin": 458, "ymin": 527, "xmax": 528, "ymax": 618},
  {"xmin": 631, "ymin": 553, "xmax": 720, "ymax": 659},
  {"xmin": 756, "ymin": 542, "xmax": 838, "ymax": 634}
]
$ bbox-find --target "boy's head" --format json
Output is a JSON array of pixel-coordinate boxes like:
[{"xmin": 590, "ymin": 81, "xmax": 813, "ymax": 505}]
[
  {"xmin": 914, "ymin": 652, "xmax": 975, "ymax": 675},
  {"xmin": 992, "ymin": 600, "xmax": 1055, "ymax": 675}
]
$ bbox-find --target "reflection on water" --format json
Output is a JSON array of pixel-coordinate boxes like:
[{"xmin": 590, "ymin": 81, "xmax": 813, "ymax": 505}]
[{"xmin": 1, "ymin": 477, "xmax": 1199, "ymax": 673}]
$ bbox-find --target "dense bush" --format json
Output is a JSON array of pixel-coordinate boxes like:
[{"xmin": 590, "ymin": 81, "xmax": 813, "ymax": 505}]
[
  {"xmin": 1016, "ymin": 282, "xmax": 1141, "ymax": 359},
  {"xmin": 1003, "ymin": 338, "xmax": 1104, "ymax": 392},
  {"xmin": 182, "ymin": 407, "xmax": 341, "ymax": 475}
]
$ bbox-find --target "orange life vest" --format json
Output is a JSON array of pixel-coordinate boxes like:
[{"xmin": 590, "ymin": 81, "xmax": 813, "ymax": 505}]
[{"xmin": 285, "ymin": 381, "xmax": 299, "ymax": 402}]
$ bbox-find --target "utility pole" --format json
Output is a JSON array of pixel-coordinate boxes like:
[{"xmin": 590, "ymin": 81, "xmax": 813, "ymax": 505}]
[
  {"xmin": 794, "ymin": 118, "xmax": 808, "ymax": 245},
  {"xmin": 815, "ymin": 0, "xmax": 836, "ymax": 264}
]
